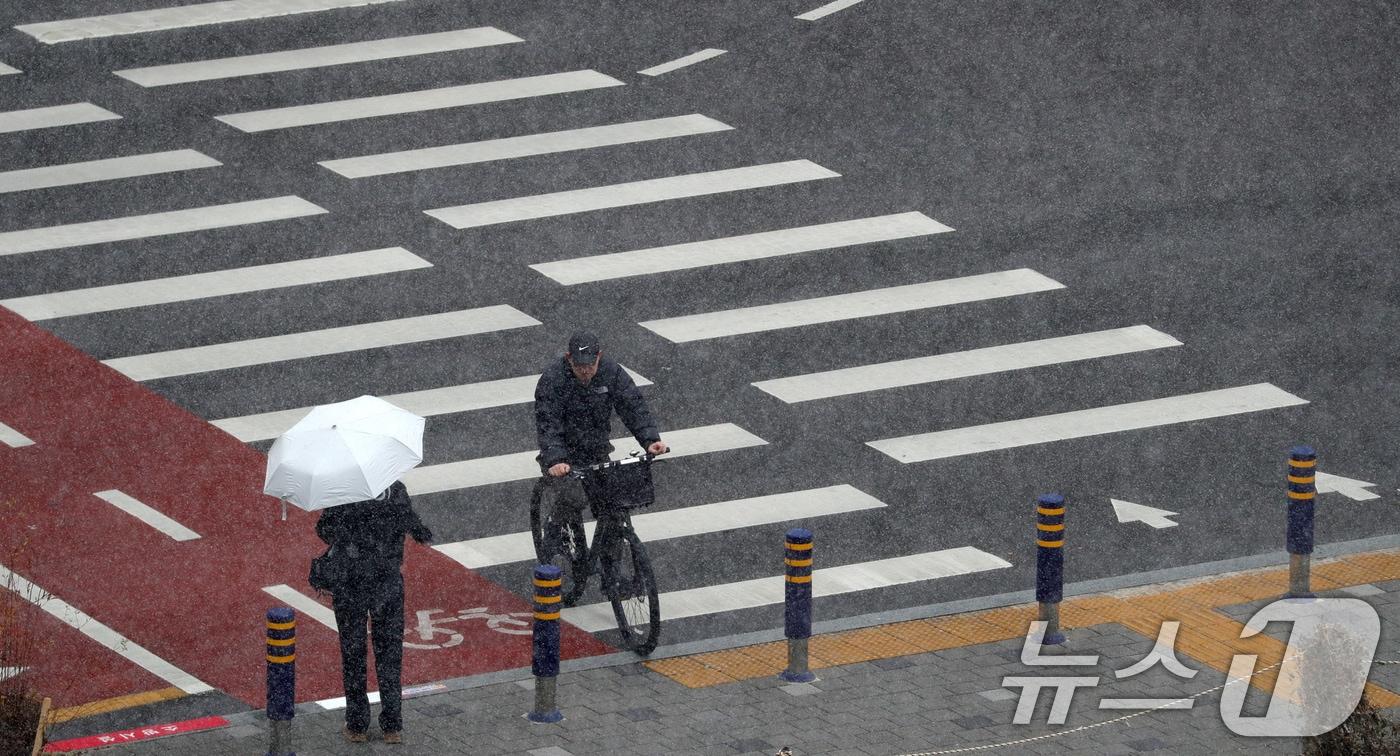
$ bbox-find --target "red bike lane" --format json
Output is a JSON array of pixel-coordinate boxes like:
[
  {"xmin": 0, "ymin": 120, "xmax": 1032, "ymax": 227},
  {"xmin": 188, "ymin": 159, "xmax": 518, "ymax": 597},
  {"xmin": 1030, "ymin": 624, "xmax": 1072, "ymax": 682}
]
[{"xmin": 0, "ymin": 308, "xmax": 613, "ymax": 711}]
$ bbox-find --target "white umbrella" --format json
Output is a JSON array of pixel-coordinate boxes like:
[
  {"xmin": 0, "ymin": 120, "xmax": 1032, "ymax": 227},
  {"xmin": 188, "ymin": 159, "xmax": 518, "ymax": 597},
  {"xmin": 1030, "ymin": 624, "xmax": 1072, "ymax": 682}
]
[{"xmin": 263, "ymin": 395, "xmax": 425, "ymax": 512}]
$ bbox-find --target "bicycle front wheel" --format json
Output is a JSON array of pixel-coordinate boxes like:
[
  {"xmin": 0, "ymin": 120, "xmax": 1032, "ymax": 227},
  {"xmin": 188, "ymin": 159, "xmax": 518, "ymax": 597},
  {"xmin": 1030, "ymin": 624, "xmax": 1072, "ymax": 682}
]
[
  {"xmin": 530, "ymin": 478, "xmax": 589, "ymax": 607},
  {"xmin": 602, "ymin": 527, "xmax": 661, "ymax": 655}
]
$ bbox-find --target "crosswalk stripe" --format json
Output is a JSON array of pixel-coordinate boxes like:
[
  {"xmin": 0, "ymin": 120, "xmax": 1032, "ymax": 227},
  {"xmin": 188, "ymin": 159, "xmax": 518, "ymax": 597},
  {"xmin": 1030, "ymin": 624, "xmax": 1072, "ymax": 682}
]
[
  {"xmin": 531, "ymin": 211, "xmax": 953, "ymax": 285},
  {"xmin": 102, "ymin": 306, "xmax": 540, "ymax": 381},
  {"xmin": 0, "ymin": 563, "xmax": 212, "ymax": 694},
  {"xmin": 320, "ymin": 114, "xmax": 733, "ymax": 178},
  {"xmin": 753, "ymin": 325, "xmax": 1184, "ymax": 403},
  {"xmin": 114, "ymin": 27, "xmax": 522, "ymax": 87},
  {"xmin": 211, "ymin": 366, "xmax": 653, "ymax": 442},
  {"xmin": 16, "ymin": 0, "xmax": 406, "ymax": 44},
  {"xmin": 796, "ymin": 0, "xmax": 869, "ymax": 21},
  {"xmin": 434, "ymin": 484, "xmax": 886, "ymax": 569},
  {"xmin": 214, "ymin": 69, "xmax": 623, "ymax": 132},
  {"xmin": 0, "ymin": 102, "xmax": 120, "ymax": 134},
  {"xmin": 2, "ymin": 247, "xmax": 430, "ymax": 321},
  {"xmin": 92, "ymin": 490, "xmax": 201, "ymax": 541},
  {"xmin": 0, "ymin": 420, "xmax": 34, "ymax": 447},
  {"xmin": 403, "ymin": 423, "xmax": 767, "ymax": 495},
  {"xmin": 562, "ymin": 546, "xmax": 1012, "ymax": 631},
  {"xmin": 426, "ymin": 160, "xmax": 839, "ymax": 229},
  {"xmin": 0, "ymin": 62, "xmax": 19, "ymax": 75},
  {"xmin": 261, "ymin": 585, "xmax": 336, "ymax": 630},
  {"xmin": 0, "ymin": 149, "xmax": 221, "ymax": 194},
  {"xmin": 638, "ymin": 48, "xmax": 727, "ymax": 77},
  {"xmin": 641, "ymin": 268, "xmax": 1065, "ymax": 343},
  {"xmin": 0, "ymin": 196, "xmax": 327, "ymax": 257},
  {"xmin": 868, "ymin": 383, "xmax": 1310, "ymax": 463}
]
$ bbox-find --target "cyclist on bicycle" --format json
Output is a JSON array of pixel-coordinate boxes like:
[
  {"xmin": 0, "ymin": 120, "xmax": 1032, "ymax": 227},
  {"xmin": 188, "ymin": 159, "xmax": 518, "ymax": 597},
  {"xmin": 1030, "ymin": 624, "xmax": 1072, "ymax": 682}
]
[{"xmin": 534, "ymin": 330, "xmax": 668, "ymax": 512}]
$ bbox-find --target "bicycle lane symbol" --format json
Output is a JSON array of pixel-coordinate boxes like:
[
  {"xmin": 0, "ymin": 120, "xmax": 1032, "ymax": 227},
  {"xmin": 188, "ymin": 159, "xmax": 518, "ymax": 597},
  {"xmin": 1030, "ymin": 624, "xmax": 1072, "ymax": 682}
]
[{"xmin": 403, "ymin": 607, "xmax": 534, "ymax": 649}]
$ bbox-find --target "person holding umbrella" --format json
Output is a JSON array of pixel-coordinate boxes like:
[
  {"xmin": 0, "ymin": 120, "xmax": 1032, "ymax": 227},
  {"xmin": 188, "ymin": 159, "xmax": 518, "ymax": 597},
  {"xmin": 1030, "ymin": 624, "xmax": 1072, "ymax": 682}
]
[{"xmin": 263, "ymin": 395, "xmax": 433, "ymax": 745}]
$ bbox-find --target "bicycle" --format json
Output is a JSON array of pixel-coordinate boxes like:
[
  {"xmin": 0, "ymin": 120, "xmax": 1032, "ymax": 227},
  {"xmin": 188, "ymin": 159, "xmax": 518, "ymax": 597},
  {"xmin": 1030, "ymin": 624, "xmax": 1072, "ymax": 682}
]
[{"xmin": 530, "ymin": 452, "xmax": 662, "ymax": 655}]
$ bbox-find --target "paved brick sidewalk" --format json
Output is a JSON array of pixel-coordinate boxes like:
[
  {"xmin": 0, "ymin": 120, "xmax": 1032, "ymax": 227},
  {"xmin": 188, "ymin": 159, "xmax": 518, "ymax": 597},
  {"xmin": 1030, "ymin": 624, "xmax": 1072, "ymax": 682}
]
[{"xmin": 47, "ymin": 546, "xmax": 1400, "ymax": 755}]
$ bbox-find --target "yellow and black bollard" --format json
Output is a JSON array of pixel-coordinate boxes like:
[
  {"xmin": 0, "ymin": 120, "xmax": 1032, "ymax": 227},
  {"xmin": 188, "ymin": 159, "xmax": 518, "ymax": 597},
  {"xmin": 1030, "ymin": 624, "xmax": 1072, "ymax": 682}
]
[
  {"xmin": 1286, "ymin": 445, "xmax": 1317, "ymax": 598},
  {"xmin": 528, "ymin": 564, "xmax": 564, "ymax": 723},
  {"xmin": 1035, "ymin": 494, "xmax": 1066, "ymax": 645},
  {"xmin": 780, "ymin": 528, "xmax": 815, "ymax": 683},
  {"xmin": 265, "ymin": 607, "xmax": 295, "ymax": 755}
]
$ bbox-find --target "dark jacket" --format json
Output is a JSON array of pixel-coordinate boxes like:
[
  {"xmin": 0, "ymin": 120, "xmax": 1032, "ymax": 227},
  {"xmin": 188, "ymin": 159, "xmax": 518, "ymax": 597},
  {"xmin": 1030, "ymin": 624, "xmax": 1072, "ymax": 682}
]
[
  {"xmin": 534, "ymin": 356, "xmax": 660, "ymax": 468},
  {"xmin": 315, "ymin": 481, "xmax": 433, "ymax": 580}
]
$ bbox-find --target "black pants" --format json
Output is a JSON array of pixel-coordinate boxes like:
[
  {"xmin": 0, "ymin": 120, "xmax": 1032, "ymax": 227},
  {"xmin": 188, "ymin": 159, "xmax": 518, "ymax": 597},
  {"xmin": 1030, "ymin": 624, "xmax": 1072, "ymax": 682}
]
[{"xmin": 332, "ymin": 572, "xmax": 405, "ymax": 734}]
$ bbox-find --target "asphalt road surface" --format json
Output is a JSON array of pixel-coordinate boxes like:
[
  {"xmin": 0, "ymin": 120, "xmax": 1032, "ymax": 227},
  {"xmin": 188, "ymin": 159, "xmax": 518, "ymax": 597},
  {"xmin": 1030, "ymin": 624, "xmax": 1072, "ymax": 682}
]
[{"xmin": 1, "ymin": 0, "xmax": 1397, "ymax": 692}]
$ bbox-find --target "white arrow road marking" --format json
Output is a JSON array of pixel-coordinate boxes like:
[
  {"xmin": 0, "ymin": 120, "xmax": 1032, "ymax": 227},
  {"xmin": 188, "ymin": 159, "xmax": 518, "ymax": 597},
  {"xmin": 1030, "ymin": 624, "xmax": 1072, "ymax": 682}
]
[
  {"xmin": 1315, "ymin": 472, "xmax": 1381, "ymax": 501},
  {"xmin": 1110, "ymin": 498, "xmax": 1179, "ymax": 529}
]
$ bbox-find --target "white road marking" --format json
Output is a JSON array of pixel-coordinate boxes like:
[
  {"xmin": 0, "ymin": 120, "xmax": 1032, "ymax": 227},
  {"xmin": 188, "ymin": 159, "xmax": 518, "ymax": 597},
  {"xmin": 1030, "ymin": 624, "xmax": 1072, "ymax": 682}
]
[
  {"xmin": 3, "ymin": 247, "xmax": 430, "ymax": 321},
  {"xmin": 435, "ymin": 484, "xmax": 886, "ymax": 569},
  {"xmin": 0, "ymin": 62, "xmax": 19, "ymax": 75},
  {"xmin": 531, "ymin": 211, "xmax": 952, "ymax": 285},
  {"xmin": 752, "ymin": 325, "xmax": 1182, "ymax": 403},
  {"xmin": 0, "ymin": 667, "xmax": 24, "ymax": 682},
  {"xmin": 1109, "ymin": 498, "xmax": 1180, "ymax": 529},
  {"xmin": 262, "ymin": 584, "xmax": 337, "ymax": 630},
  {"xmin": 641, "ymin": 268, "xmax": 1065, "ymax": 343},
  {"xmin": 868, "ymin": 383, "xmax": 1310, "ymax": 463},
  {"xmin": 215, "ymin": 70, "xmax": 623, "ymax": 132},
  {"xmin": 212, "ymin": 366, "xmax": 652, "ymax": 442},
  {"xmin": 1315, "ymin": 471, "xmax": 1381, "ymax": 501},
  {"xmin": 0, "ymin": 102, "xmax": 120, "ymax": 134},
  {"xmin": 796, "ymin": 0, "xmax": 869, "ymax": 21},
  {"xmin": 0, "ymin": 149, "xmax": 221, "ymax": 194},
  {"xmin": 0, "ymin": 563, "xmax": 212, "ymax": 693},
  {"xmin": 92, "ymin": 489, "xmax": 201, "ymax": 541},
  {"xmin": 427, "ymin": 160, "xmax": 839, "ymax": 229},
  {"xmin": 638, "ymin": 48, "xmax": 727, "ymax": 77},
  {"xmin": 16, "ymin": 0, "xmax": 406, "ymax": 44},
  {"xmin": 115, "ymin": 27, "xmax": 521, "ymax": 86},
  {"xmin": 403, "ymin": 423, "xmax": 767, "ymax": 494},
  {"xmin": 0, "ymin": 196, "xmax": 327, "ymax": 257},
  {"xmin": 103, "ymin": 306, "xmax": 540, "ymax": 381},
  {"xmin": 562, "ymin": 547, "xmax": 1012, "ymax": 631},
  {"xmin": 0, "ymin": 421, "xmax": 33, "ymax": 447},
  {"xmin": 320, "ymin": 114, "xmax": 732, "ymax": 178}
]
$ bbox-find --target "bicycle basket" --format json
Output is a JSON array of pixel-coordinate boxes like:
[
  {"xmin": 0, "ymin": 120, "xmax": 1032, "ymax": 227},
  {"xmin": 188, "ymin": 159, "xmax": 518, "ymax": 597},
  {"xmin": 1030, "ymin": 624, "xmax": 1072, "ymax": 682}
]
[{"xmin": 587, "ymin": 460, "xmax": 655, "ymax": 510}]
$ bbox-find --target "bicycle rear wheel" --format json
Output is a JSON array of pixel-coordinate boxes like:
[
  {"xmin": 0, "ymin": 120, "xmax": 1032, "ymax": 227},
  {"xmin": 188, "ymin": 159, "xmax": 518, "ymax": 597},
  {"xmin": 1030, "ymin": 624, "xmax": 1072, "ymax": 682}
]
[
  {"xmin": 530, "ymin": 478, "xmax": 589, "ymax": 607},
  {"xmin": 602, "ymin": 527, "xmax": 661, "ymax": 655}
]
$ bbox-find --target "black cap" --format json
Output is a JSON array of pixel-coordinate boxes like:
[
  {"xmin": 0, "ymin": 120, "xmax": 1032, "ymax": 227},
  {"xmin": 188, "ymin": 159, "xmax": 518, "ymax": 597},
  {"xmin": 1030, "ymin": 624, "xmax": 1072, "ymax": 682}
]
[{"xmin": 567, "ymin": 331, "xmax": 601, "ymax": 365}]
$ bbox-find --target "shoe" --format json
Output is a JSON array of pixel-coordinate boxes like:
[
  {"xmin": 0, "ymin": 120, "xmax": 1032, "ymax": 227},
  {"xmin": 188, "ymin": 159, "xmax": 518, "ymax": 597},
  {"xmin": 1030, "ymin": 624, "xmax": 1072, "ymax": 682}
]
[
  {"xmin": 383, "ymin": 730, "xmax": 403, "ymax": 744},
  {"xmin": 343, "ymin": 727, "xmax": 368, "ymax": 743}
]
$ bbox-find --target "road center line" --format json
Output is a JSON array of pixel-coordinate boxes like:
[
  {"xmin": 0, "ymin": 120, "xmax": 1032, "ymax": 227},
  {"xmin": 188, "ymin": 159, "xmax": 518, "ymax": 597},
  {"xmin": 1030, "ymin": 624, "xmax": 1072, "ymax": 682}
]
[
  {"xmin": 796, "ymin": 0, "xmax": 869, "ymax": 21},
  {"xmin": 426, "ymin": 160, "xmax": 839, "ymax": 229},
  {"xmin": 435, "ymin": 484, "xmax": 887, "ymax": 569},
  {"xmin": 320, "ymin": 114, "xmax": 732, "ymax": 178},
  {"xmin": 215, "ymin": 70, "xmax": 624, "ymax": 132},
  {"xmin": 753, "ymin": 325, "xmax": 1183, "ymax": 402},
  {"xmin": 531, "ymin": 211, "xmax": 953, "ymax": 285},
  {"xmin": 92, "ymin": 490, "xmax": 201, "ymax": 541},
  {"xmin": 868, "ymin": 383, "xmax": 1310, "ymax": 463},
  {"xmin": 0, "ymin": 149, "xmax": 221, "ymax": 194},
  {"xmin": 102, "ymin": 306, "xmax": 541, "ymax": 381},
  {"xmin": 16, "ymin": 0, "xmax": 407, "ymax": 44},
  {"xmin": 0, "ymin": 563, "xmax": 213, "ymax": 693},
  {"xmin": 2, "ymin": 247, "xmax": 431, "ymax": 321},
  {"xmin": 115, "ymin": 27, "xmax": 521, "ymax": 86},
  {"xmin": 0, "ymin": 195, "xmax": 327, "ymax": 257},
  {"xmin": 0, "ymin": 103, "xmax": 120, "ymax": 134},
  {"xmin": 640, "ymin": 268, "xmax": 1065, "ymax": 343},
  {"xmin": 562, "ymin": 547, "xmax": 1013, "ymax": 631},
  {"xmin": 638, "ymin": 49, "xmax": 727, "ymax": 77},
  {"xmin": 403, "ymin": 423, "xmax": 767, "ymax": 494},
  {"xmin": 212, "ymin": 366, "xmax": 651, "ymax": 442}
]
